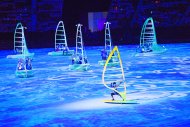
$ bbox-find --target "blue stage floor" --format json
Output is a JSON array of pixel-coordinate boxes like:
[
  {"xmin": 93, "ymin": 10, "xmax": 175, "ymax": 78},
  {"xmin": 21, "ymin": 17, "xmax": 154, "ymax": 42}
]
[{"xmin": 0, "ymin": 43, "xmax": 190, "ymax": 126}]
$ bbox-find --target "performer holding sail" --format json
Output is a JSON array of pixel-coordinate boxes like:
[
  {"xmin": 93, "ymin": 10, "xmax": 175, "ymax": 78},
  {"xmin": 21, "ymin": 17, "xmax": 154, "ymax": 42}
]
[
  {"xmin": 110, "ymin": 81, "xmax": 123, "ymax": 101},
  {"xmin": 101, "ymin": 49, "xmax": 108, "ymax": 60}
]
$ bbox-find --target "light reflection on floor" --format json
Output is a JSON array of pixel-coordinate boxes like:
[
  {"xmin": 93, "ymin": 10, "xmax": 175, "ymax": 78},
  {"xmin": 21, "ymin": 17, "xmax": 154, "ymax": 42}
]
[{"xmin": 0, "ymin": 43, "xmax": 190, "ymax": 126}]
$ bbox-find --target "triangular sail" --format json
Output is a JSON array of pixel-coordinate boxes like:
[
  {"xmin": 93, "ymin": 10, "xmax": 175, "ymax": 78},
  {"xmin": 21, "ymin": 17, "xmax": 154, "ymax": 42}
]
[
  {"xmin": 55, "ymin": 21, "xmax": 67, "ymax": 51},
  {"xmin": 75, "ymin": 24, "xmax": 86, "ymax": 64},
  {"xmin": 104, "ymin": 22, "xmax": 112, "ymax": 53},
  {"xmin": 14, "ymin": 23, "xmax": 29, "ymax": 55},
  {"xmin": 102, "ymin": 46, "xmax": 127, "ymax": 101}
]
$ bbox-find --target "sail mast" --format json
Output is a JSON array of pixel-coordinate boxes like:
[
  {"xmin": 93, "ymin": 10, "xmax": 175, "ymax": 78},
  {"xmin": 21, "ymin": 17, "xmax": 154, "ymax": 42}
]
[
  {"xmin": 55, "ymin": 21, "xmax": 67, "ymax": 50},
  {"xmin": 150, "ymin": 18, "xmax": 158, "ymax": 48},
  {"xmin": 22, "ymin": 26, "xmax": 29, "ymax": 55},
  {"xmin": 76, "ymin": 24, "xmax": 85, "ymax": 64},
  {"xmin": 7, "ymin": 23, "xmax": 34, "ymax": 59}
]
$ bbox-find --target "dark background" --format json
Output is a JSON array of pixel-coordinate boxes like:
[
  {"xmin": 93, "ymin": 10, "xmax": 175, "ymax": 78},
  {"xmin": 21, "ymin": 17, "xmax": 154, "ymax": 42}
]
[{"xmin": 0, "ymin": 0, "xmax": 190, "ymax": 50}]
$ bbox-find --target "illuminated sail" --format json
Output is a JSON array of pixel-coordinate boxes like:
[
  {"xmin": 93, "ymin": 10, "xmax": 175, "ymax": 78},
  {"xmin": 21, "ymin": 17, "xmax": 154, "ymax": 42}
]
[
  {"xmin": 75, "ymin": 24, "xmax": 86, "ymax": 63},
  {"xmin": 99, "ymin": 22, "xmax": 118, "ymax": 66},
  {"xmin": 55, "ymin": 21, "xmax": 67, "ymax": 50},
  {"xmin": 104, "ymin": 22, "xmax": 112, "ymax": 54},
  {"xmin": 138, "ymin": 17, "xmax": 166, "ymax": 53},
  {"xmin": 69, "ymin": 24, "xmax": 90, "ymax": 71},
  {"xmin": 14, "ymin": 23, "xmax": 28, "ymax": 54},
  {"xmin": 48, "ymin": 21, "xmax": 74, "ymax": 56},
  {"xmin": 102, "ymin": 46, "xmax": 126, "ymax": 101},
  {"xmin": 7, "ymin": 23, "xmax": 34, "ymax": 59}
]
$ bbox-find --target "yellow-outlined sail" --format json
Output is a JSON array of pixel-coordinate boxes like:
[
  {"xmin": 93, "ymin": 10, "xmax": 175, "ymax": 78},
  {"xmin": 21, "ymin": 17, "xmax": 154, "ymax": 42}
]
[{"xmin": 102, "ymin": 46, "xmax": 127, "ymax": 102}]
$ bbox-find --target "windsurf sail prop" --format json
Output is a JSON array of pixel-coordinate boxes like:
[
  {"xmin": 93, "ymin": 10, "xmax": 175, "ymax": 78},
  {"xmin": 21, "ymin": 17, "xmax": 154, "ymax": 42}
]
[
  {"xmin": 7, "ymin": 23, "xmax": 34, "ymax": 58},
  {"xmin": 55, "ymin": 21, "xmax": 67, "ymax": 51},
  {"xmin": 137, "ymin": 17, "xmax": 166, "ymax": 53},
  {"xmin": 69, "ymin": 24, "xmax": 90, "ymax": 71},
  {"xmin": 102, "ymin": 46, "xmax": 127, "ymax": 102},
  {"xmin": 14, "ymin": 23, "xmax": 28, "ymax": 54},
  {"xmin": 99, "ymin": 22, "xmax": 118, "ymax": 66},
  {"xmin": 48, "ymin": 21, "xmax": 74, "ymax": 56}
]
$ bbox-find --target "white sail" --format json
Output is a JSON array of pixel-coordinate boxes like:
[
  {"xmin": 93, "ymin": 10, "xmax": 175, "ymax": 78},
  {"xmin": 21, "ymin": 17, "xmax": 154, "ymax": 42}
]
[
  {"xmin": 14, "ymin": 23, "xmax": 28, "ymax": 55},
  {"xmin": 102, "ymin": 46, "xmax": 127, "ymax": 101},
  {"xmin": 7, "ymin": 23, "xmax": 34, "ymax": 59},
  {"xmin": 69, "ymin": 24, "xmax": 90, "ymax": 71},
  {"xmin": 55, "ymin": 21, "xmax": 67, "ymax": 50},
  {"xmin": 48, "ymin": 21, "xmax": 74, "ymax": 56},
  {"xmin": 104, "ymin": 22, "xmax": 112, "ymax": 53},
  {"xmin": 99, "ymin": 22, "xmax": 118, "ymax": 66},
  {"xmin": 75, "ymin": 24, "xmax": 87, "ymax": 64}
]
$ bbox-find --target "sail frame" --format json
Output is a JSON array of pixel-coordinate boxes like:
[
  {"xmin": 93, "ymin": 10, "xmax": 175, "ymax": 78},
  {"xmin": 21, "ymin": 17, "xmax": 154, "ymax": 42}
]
[
  {"xmin": 14, "ymin": 23, "xmax": 28, "ymax": 55},
  {"xmin": 69, "ymin": 23, "xmax": 89, "ymax": 71},
  {"xmin": 15, "ymin": 56, "xmax": 33, "ymax": 78},
  {"xmin": 7, "ymin": 23, "xmax": 34, "ymax": 59},
  {"xmin": 104, "ymin": 22, "xmax": 112, "ymax": 53},
  {"xmin": 138, "ymin": 17, "xmax": 166, "ymax": 53},
  {"xmin": 55, "ymin": 21, "xmax": 68, "ymax": 51},
  {"xmin": 75, "ymin": 24, "xmax": 87, "ymax": 64}
]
